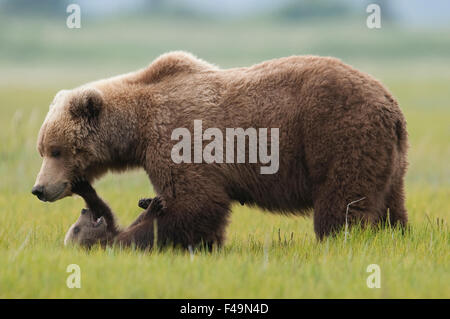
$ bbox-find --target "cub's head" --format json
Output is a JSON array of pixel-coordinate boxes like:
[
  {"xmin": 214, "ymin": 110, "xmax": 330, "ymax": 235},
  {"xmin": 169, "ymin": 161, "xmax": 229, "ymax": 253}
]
[
  {"xmin": 32, "ymin": 87, "xmax": 107, "ymax": 202},
  {"xmin": 64, "ymin": 208, "xmax": 108, "ymax": 248}
]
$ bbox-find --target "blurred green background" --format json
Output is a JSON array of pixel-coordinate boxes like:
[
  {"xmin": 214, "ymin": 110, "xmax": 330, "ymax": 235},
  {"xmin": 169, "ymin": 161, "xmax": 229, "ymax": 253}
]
[
  {"xmin": 0, "ymin": 0, "xmax": 449, "ymax": 298},
  {"xmin": 1, "ymin": 0, "xmax": 449, "ymax": 189}
]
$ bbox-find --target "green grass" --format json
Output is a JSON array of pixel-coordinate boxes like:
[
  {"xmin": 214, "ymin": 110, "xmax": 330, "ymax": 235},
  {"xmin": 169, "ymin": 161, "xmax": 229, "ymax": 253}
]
[{"xmin": 0, "ymin": 17, "xmax": 449, "ymax": 298}]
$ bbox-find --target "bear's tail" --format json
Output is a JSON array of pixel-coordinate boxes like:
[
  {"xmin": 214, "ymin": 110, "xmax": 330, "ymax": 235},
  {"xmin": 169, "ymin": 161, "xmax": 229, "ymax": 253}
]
[{"xmin": 394, "ymin": 118, "xmax": 408, "ymax": 153}]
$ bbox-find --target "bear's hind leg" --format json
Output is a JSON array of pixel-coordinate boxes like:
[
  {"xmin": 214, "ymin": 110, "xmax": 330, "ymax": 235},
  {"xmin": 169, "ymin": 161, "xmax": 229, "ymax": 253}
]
[
  {"xmin": 312, "ymin": 184, "xmax": 377, "ymax": 240},
  {"xmin": 383, "ymin": 174, "xmax": 408, "ymax": 228},
  {"xmin": 311, "ymin": 162, "xmax": 387, "ymax": 240}
]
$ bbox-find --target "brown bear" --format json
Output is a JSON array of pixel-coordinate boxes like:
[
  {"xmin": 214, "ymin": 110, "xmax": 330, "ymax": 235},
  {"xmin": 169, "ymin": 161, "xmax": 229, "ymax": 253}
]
[
  {"xmin": 64, "ymin": 180, "xmax": 162, "ymax": 248},
  {"xmin": 32, "ymin": 51, "xmax": 408, "ymax": 248}
]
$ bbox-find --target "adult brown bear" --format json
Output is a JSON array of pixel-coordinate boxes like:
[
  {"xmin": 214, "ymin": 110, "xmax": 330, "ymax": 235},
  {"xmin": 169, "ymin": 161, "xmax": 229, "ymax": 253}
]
[{"xmin": 32, "ymin": 52, "xmax": 408, "ymax": 248}]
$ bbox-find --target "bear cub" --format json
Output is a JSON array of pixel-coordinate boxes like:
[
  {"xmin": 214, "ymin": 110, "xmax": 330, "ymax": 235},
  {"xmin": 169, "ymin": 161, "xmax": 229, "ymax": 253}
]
[{"xmin": 64, "ymin": 180, "xmax": 163, "ymax": 248}]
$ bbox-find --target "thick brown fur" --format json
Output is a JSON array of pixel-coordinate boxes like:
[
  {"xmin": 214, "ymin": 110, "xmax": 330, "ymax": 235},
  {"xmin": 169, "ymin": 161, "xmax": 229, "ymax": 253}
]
[{"xmin": 34, "ymin": 52, "xmax": 408, "ymax": 248}]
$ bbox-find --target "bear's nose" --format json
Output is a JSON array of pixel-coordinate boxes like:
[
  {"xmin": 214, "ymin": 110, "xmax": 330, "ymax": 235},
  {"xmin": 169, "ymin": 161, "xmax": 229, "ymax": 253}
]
[{"xmin": 31, "ymin": 185, "xmax": 45, "ymax": 200}]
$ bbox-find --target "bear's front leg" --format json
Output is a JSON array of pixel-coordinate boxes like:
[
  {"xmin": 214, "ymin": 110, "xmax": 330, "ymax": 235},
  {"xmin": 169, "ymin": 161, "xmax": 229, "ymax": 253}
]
[
  {"xmin": 71, "ymin": 179, "xmax": 119, "ymax": 234},
  {"xmin": 115, "ymin": 193, "xmax": 231, "ymax": 250}
]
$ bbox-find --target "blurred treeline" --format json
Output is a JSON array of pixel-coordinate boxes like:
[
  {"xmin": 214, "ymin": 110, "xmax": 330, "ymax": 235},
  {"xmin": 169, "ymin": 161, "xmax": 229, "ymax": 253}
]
[
  {"xmin": 0, "ymin": 0, "xmax": 420, "ymax": 23},
  {"xmin": 0, "ymin": 0, "xmax": 449, "ymax": 88}
]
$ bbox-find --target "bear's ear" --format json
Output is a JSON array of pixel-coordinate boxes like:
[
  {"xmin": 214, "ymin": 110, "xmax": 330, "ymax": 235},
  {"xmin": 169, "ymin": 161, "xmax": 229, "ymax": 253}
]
[
  {"xmin": 69, "ymin": 88, "xmax": 103, "ymax": 120},
  {"xmin": 50, "ymin": 89, "xmax": 69, "ymax": 110}
]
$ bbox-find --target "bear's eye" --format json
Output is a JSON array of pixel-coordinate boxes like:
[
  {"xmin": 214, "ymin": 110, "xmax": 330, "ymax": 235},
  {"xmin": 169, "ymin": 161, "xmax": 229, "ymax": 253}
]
[{"xmin": 51, "ymin": 149, "xmax": 61, "ymax": 158}]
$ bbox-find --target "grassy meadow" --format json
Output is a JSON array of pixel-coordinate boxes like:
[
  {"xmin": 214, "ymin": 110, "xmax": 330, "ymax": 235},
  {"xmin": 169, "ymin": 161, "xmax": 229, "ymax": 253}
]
[{"xmin": 0, "ymin": 16, "xmax": 449, "ymax": 298}]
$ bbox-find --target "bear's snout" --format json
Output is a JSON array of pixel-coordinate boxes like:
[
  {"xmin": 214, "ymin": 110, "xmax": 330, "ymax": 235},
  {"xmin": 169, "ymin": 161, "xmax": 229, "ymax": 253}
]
[
  {"xmin": 31, "ymin": 185, "xmax": 45, "ymax": 200},
  {"xmin": 31, "ymin": 182, "xmax": 70, "ymax": 202}
]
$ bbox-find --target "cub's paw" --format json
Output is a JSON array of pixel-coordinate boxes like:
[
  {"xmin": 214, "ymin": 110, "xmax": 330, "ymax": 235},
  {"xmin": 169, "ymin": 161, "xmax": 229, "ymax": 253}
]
[
  {"xmin": 148, "ymin": 196, "xmax": 165, "ymax": 215},
  {"xmin": 138, "ymin": 198, "xmax": 153, "ymax": 209}
]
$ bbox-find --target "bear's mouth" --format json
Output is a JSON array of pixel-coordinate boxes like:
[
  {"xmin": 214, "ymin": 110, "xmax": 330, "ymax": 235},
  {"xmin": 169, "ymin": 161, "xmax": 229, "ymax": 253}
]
[{"xmin": 43, "ymin": 182, "xmax": 70, "ymax": 202}]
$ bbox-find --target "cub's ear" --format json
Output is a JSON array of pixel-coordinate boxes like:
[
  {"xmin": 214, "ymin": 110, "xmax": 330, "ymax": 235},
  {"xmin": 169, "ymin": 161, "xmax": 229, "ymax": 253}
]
[
  {"xmin": 94, "ymin": 216, "xmax": 107, "ymax": 228},
  {"xmin": 69, "ymin": 88, "xmax": 103, "ymax": 120}
]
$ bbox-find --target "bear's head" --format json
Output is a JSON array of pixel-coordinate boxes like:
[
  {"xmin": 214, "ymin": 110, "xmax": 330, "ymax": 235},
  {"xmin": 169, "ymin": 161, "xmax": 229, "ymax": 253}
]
[
  {"xmin": 64, "ymin": 208, "xmax": 108, "ymax": 248},
  {"xmin": 32, "ymin": 87, "xmax": 108, "ymax": 202}
]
